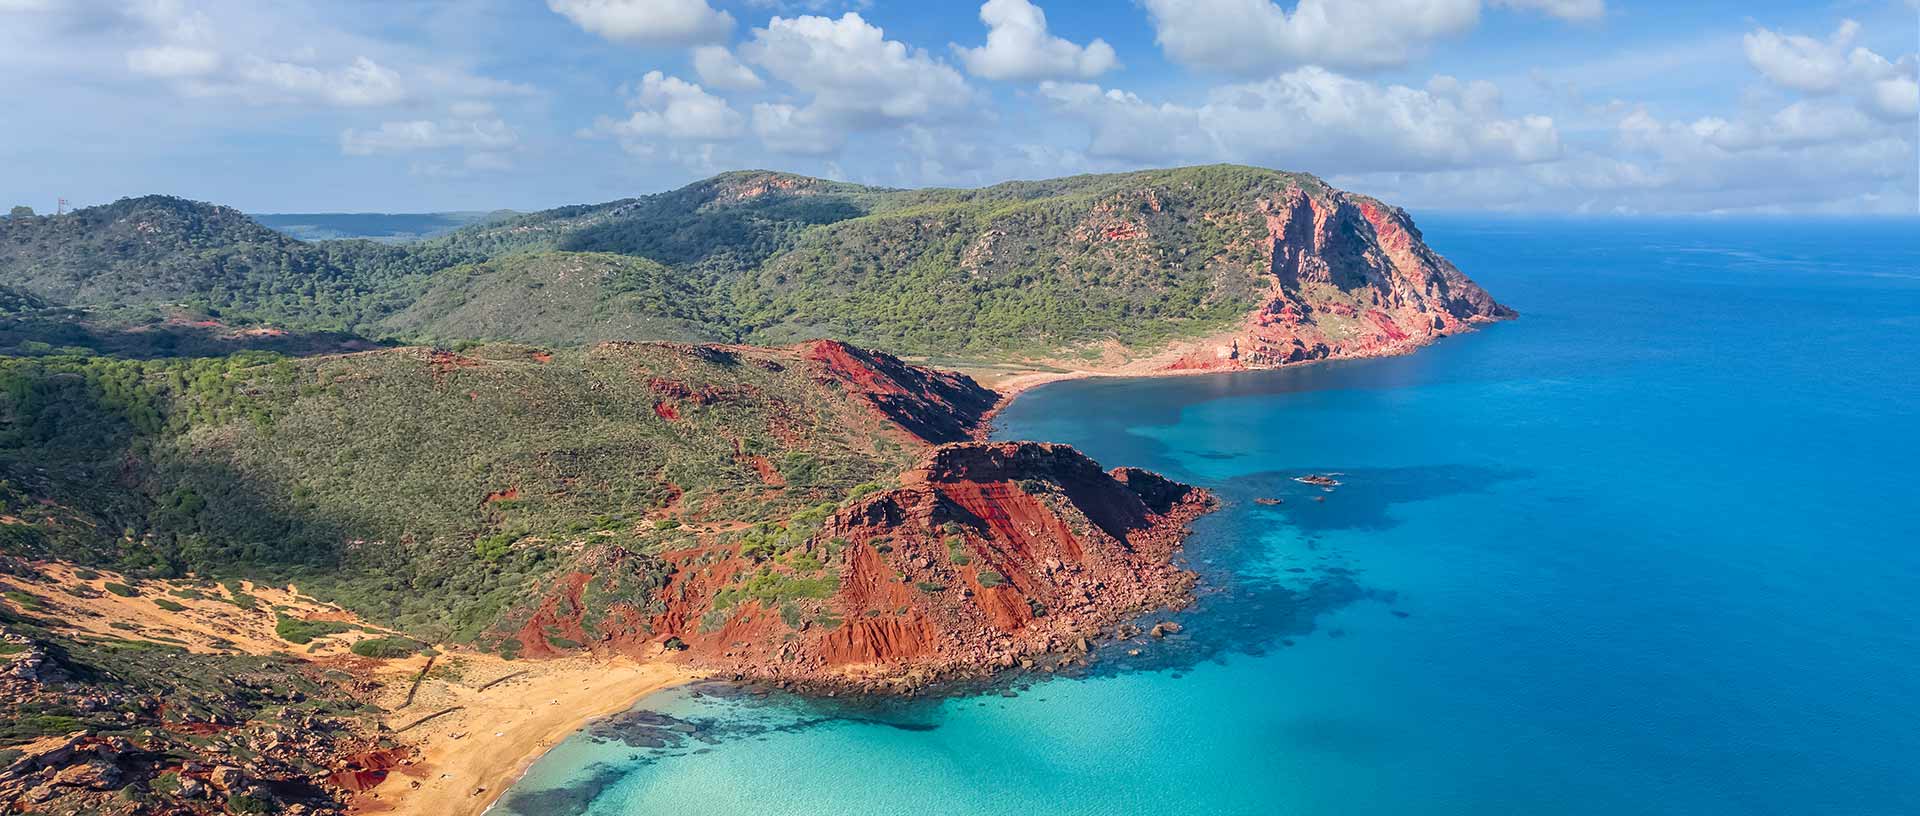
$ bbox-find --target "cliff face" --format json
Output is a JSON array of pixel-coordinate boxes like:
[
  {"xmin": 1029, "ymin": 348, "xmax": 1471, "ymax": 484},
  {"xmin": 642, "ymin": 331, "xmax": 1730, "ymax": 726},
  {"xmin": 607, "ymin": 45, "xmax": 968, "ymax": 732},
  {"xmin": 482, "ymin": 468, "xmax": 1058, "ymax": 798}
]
[
  {"xmin": 1160, "ymin": 186, "xmax": 1514, "ymax": 371},
  {"xmin": 644, "ymin": 441, "xmax": 1214, "ymax": 690},
  {"xmin": 797, "ymin": 340, "xmax": 998, "ymax": 444}
]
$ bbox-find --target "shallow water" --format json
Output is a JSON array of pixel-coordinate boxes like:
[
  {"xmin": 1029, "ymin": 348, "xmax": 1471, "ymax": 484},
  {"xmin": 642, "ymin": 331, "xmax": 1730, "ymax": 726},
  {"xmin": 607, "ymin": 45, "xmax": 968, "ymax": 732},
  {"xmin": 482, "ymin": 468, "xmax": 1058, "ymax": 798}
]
[{"xmin": 496, "ymin": 216, "xmax": 1920, "ymax": 816}]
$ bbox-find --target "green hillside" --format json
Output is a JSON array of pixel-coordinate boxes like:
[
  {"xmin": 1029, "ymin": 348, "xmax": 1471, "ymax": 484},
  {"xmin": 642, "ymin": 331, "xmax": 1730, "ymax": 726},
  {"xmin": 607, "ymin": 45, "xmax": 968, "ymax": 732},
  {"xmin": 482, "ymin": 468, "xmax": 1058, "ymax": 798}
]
[
  {"xmin": 0, "ymin": 342, "xmax": 932, "ymax": 642},
  {"xmin": 0, "ymin": 195, "xmax": 476, "ymax": 331},
  {"xmin": 0, "ymin": 166, "xmax": 1354, "ymax": 362},
  {"xmin": 378, "ymin": 251, "xmax": 727, "ymax": 345}
]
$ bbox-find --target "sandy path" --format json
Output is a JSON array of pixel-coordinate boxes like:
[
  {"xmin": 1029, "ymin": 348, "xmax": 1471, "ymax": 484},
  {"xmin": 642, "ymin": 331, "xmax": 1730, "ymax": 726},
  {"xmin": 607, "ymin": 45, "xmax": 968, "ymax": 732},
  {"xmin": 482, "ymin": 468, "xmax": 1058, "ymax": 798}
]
[
  {"xmin": 357, "ymin": 653, "xmax": 700, "ymax": 816},
  {"xmin": 0, "ymin": 562, "xmax": 397, "ymax": 657}
]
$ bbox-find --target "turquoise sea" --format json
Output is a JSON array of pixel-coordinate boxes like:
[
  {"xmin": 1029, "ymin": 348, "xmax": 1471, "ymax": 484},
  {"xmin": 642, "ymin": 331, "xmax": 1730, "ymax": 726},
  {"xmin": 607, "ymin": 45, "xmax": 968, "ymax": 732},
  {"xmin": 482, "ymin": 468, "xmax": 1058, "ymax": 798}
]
[{"xmin": 496, "ymin": 217, "xmax": 1920, "ymax": 816}]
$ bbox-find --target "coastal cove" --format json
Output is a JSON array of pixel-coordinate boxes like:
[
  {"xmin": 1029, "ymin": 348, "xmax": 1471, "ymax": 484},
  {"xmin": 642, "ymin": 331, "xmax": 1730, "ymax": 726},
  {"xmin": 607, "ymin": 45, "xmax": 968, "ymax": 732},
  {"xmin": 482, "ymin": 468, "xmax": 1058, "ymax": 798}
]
[{"xmin": 489, "ymin": 215, "xmax": 1920, "ymax": 816}]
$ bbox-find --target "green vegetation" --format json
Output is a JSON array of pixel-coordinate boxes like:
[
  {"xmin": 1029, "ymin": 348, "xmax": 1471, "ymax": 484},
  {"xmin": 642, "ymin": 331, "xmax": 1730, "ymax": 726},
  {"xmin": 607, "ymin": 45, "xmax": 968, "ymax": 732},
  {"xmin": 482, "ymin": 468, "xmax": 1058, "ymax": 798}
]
[
  {"xmin": 0, "ymin": 195, "xmax": 476, "ymax": 333},
  {"xmin": 379, "ymin": 251, "xmax": 723, "ymax": 346},
  {"xmin": 153, "ymin": 598, "xmax": 186, "ymax": 612},
  {"xmin": 946, "ymin": 536, "xmax": 972, "ymax": 566},
  {"xmin": 227, "ymin": 792, "xmax": 276, "ymax": 814},
  {"xmin": 0, "ymin": 164, "xmax": 1353, "ymax": 686},
  {"xmin": 0, "ymin": 165, "xmax": 1332, "ymax": 363},
  {"xmin": 0, "ymin": 341, "xmax": 912, "ymax": 644},
  {"xmin": 710, "ymin": 568, "xmax": 839, "ymax": 614},
  {"xmin": 349, "ymin": 637, "xmax": 426, "ymax": 659},
  {"xmin": 977, "ymin": 570, "xmax": 1007, "ymax": 588}
]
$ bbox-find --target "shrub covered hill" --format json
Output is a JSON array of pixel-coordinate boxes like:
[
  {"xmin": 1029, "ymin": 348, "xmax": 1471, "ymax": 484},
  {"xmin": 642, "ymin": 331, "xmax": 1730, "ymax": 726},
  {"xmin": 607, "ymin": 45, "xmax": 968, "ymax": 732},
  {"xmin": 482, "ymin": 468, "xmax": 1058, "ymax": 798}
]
[
  {"xmin": 0, "ymin": 334, "xmax": 1221, "ymax": 810},
  {"xmin": 0, "ymin": 164, "xmax": 1511, "ymax": 366},
  {"xmin": 0, "ymin": 338, "xmax": 1211, "ymax": 680}
]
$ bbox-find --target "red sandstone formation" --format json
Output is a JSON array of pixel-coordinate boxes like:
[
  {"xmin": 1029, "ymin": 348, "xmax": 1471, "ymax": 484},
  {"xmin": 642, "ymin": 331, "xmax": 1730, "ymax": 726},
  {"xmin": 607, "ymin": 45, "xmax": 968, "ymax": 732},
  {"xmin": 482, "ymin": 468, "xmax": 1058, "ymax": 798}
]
[
  {"xmin": 652, "ymin": 441, "xmax": 1213, "ymax": 691},
  {"xmin": 798, "ymin": 339, "xmax": 999, "ymax": 444},
  {"xmin": 1162, "ymin": 186, "xmax": 1514, "ymax": 371}
]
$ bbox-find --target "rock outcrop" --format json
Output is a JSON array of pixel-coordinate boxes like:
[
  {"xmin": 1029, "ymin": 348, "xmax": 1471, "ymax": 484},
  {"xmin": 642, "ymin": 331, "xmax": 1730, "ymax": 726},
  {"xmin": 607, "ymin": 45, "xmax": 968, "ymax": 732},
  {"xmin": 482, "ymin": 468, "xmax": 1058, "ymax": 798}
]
[
  {"xmin": 651, "ymin": 441, "xmax": 1214, "ymax": 691},
  {"xmin": 1162, "ymin": 186, "xmax": 1514, "ymax": 371},
  {"xmin": 798, "ymin": 339, "xmax": 998, "ymax": 444}
]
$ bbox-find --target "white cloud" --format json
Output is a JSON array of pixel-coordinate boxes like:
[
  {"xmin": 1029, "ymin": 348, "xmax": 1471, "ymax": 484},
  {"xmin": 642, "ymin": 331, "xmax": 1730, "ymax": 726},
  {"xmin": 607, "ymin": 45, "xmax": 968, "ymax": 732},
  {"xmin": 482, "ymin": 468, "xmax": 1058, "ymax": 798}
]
[
  {"xmin": 547, "ymin": 0, "xmax": 734, "ymax": 46},
  {"xmin": 692, "ymin": 45, "xmax": 764, "ymax": 91},
  {"xmin": 1743, "ymin": 19, "xmax": 1860, "ymax": 93},
  {"xmin": 1141, "ymin": 0, "xmax": 1476, "ymax": 73},
  {"xmin": 1038, "ymin": 67, "xmax": 1560, "ymax": 172},
  {"xmin": 340, "ymin": 116, "xmax": 518, "ymax": 156},
  {"xmin": 126, "ymin": 44, "xmax": 222, "ymax": 78},
  {"xmin": 88, "ymin": 1, "xmax": 535, "ymax": 110},
  {"xmin": 751, "ymin": 102, "xmax": 844, "ymax": 155},
  {"xmin": 1745, "ymin": 20, "xmax": 1920, "ymax": 122},
  {"xmin": 739, "ymin": 13, "xmax": 975, "ymax": 153},
  {"xmin": 744, "ymin": 0, "xmax": 873, "ymax": 11},
  {"xmin": 1868, "ymin": 74, "xmax": 1918, "ymax": 119},
  {"xmin": 1341, "ymin": 83, "xmax": 1914, "ymax": 215},
  {"xmin": 234, "ymin": 56, "xmax": 409, "ymax": 107},
  {"xmin": 954, "ymin": 0, "xmax": 1117, "ymax": 81},
  {"xmin": 1491, "ymin": 0, "xmax": 1604, "ymax": 21},
  {"xmin": 589, "ymin": 71, "xmax": 744, "ymax": 145},
  {"xmin": 1139, "ymin": 0, "xmax": 1607, "ymax": 73}
]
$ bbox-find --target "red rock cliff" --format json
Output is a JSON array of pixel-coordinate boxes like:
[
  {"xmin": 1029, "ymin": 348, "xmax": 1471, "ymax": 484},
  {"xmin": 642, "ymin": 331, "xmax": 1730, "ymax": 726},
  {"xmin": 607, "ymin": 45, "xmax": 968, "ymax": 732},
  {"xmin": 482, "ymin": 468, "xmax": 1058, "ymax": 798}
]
[
  {"xmin": 1165, "ymin": 185, "xmax": 1514, "ymax": 371},
  {"xmin": 658, "ymin": 442, "xmax": 1214, "ymax": 691},
  {"xmin": 798, "ymin": 339, "xmax": 998, "ymax": 444}
]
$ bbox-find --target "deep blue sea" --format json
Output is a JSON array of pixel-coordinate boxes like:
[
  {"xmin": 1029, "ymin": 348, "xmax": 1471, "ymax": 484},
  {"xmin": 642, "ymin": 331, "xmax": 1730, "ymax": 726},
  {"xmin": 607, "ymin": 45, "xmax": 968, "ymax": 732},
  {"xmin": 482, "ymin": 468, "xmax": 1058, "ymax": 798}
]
[{"xmin": 497, "ymin": 217, "xmax": 1920, "ymax": 816}]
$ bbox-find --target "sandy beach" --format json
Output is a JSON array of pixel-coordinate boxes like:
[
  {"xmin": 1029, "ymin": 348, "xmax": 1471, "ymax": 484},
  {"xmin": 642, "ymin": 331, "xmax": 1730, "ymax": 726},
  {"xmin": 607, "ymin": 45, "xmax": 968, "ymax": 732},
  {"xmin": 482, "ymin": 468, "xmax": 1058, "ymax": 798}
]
[{"xmin": 358, "ymin": 653, "xmax": 700, "ymax": 816}]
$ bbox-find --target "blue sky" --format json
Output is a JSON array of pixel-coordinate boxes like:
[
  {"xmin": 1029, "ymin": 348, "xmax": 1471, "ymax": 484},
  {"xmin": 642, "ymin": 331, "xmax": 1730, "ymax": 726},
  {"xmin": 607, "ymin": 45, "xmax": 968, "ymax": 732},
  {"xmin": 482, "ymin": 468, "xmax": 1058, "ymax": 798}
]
[{"xmin": 2, "ymin": 0, "xmax": 1915, "ymax": 215}]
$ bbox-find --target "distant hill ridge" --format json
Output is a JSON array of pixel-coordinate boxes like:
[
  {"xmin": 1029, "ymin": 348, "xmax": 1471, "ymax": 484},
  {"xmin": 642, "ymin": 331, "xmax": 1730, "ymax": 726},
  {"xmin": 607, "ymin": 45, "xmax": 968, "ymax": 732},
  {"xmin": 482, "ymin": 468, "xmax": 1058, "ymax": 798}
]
[{"xmin": 0, "ymin": 165, "xmax": 1512, "ymax": 368}]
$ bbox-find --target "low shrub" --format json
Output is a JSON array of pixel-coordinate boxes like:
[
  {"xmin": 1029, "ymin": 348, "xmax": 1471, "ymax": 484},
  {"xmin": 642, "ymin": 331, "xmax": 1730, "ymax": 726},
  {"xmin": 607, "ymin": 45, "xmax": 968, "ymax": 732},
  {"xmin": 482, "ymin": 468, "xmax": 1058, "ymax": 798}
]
[
  {"xmin": 350, "ymin": 637, "xmax": 425, "ymax": 659},
  {"xmin": 275, "ymin": 615, "xmax": 350, "ymax": 645}
]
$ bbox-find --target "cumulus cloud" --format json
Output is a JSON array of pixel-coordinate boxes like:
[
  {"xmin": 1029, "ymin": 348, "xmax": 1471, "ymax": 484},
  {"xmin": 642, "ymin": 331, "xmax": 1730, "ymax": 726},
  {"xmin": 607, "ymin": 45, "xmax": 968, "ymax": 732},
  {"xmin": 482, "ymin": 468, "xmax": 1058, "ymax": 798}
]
[
  {"xmin": 739, "ymin": 13, "xmax": 974, "ymax": 153},
  {"xmin": 1139, "ymin": 0, "xmax": 1602, "ymax": 74},
  {"xmin": 692, "ymin": 45, "xmax": 764, "ymax": 91},
  {"xmin": 1038, "ymin": 67, "xmax": 1559, "ymax": 173},
  {"xmin": 1743, "ymin": 19, "xmax": 1861, "ymax": 93},
  {"xmin": 1140, "ymin": 0, "xmax": 1475, "ymax": 73},
  {"xmin": 1745, "ymin": 19, "xmax": 1919, "ymax": 122},
  {"xmin": 954, "ymin": 0, "xmax": 1117, "ymax": 81},
  {"xmin": 751, "ymin": 102, "xmax": 845, "ymax": 155},
  {"xmin": 547, "ymin": 0, "xmax": 733, "ymax": 46},
  {"xmin": 1599, "ymin": 100, "xmax": 1912, "ymax": 210},
  {"xmin": 587, "ymin": 71, "xmax": 744, "ymax": 147}
]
